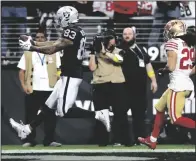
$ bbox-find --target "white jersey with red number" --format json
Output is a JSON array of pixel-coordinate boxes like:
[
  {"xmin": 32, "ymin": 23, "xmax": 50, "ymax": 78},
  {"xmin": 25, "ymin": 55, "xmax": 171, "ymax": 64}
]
[
  {"xmin": 164, "ymin": 38, "xmax": 195, "ymax": 91},
  {"xmin": 93, "ymin": 1, "xmax": 114, "ymax": 18}
]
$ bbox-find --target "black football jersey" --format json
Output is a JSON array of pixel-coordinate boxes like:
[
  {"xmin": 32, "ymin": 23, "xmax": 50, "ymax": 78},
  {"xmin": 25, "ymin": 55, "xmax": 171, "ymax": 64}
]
[
  {"xmin": 120, "ymin": 44, "xmax": 150, "ymax": 83},
  {"xmin": 60, "ymin": 24, "xmax": 86, "ymax": 78}
]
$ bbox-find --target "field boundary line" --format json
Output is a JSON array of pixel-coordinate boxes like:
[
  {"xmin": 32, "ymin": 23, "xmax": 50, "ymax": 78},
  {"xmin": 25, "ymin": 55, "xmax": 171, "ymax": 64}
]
[{"xmin": 2, "ymin": 149, "xmax": 195, "ymax": 154}]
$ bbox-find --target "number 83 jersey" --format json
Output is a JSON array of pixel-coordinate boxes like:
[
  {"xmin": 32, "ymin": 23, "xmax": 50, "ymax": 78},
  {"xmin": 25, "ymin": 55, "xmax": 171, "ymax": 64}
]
[
  {"xmin": 61, "ymin": 24, "xmax": 86, "ymax": 78},
  {"xmin": 165, "ymin": 38, "xmax": 195, "ymax": 92}
]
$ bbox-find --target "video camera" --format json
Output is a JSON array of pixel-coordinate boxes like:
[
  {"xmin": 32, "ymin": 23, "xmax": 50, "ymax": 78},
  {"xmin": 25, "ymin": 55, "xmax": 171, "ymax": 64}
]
[{"xmin": 92, "ymin": 29, "xmax": 118, "ymax": 53}]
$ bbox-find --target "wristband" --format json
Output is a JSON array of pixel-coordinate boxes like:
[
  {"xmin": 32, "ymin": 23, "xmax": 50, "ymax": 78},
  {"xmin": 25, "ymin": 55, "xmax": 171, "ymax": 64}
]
[
  {"xmin": 57, "ymin": 70, "xmax": 61, "ymax": 77},
  {"xmin": 112, "ymin": 54, "xmax": 123, "ymax": 63},
  {"xmin": 147, "ymin": 71, "xmax": 155, "ymax": 78},
  {"xmin": 113, "ymin": 56, "xmax": 119, "ymax": 63}
]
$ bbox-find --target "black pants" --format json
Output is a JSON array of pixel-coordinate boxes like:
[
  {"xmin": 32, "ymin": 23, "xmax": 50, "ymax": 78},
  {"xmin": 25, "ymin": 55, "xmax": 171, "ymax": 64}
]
[
  {"xmin": 126, "ymin": 82, "xmax": 147, "ymax": 143},
  {"xmin": 25, "ymin": 90, "xmax": 57, "ymax": 145},
  {"xmin": 93, "ymin": 82, "xmax": 130, "ymax": 145}
]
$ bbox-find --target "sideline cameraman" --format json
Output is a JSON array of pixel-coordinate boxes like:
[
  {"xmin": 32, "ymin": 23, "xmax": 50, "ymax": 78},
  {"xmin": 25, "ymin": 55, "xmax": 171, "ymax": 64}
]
[{"xmin": 89, "ymin": 30, "xmax": 130, "ymax": 146}]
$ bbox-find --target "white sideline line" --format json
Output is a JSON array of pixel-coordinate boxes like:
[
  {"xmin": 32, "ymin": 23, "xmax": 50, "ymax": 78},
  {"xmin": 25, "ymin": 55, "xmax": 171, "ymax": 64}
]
[
  {"xmin": 2, "ymin": 155, "xmax": 157, "ymax": 161},
  {"xmin": 2, "ymin": 149, "xmax": 195, "ymax": 154}
]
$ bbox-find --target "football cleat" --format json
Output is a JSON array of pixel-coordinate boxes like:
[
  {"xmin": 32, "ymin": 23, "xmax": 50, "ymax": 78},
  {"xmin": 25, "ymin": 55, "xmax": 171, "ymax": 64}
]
[
  {"xmin": 9, "ymin": 118, "xmax": 31, "ymax": 140},
  {"xmin": 138, "ymin": 136, "xmax": 157, "ymax": 150},
  {"xmin": 95, "ymin": 109, "xmax": 111, "ymax": 132}
]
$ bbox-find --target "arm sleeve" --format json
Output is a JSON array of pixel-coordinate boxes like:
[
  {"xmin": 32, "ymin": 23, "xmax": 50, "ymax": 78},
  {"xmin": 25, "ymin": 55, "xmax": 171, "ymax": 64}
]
[
  {"xmin": 55, "ymin": 52, "xmax": 61, "ymax": 68},
  {"xmin": 17, "ymin": 54, "xmax": 26, "ymax": 70},
  {"xmin": 164, "ymin": 40, "xmax": 179, "ymax": 53}
]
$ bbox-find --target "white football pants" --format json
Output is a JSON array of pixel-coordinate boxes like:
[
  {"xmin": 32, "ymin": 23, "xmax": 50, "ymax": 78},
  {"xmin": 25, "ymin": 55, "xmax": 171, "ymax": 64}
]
[{"xmin": 45, "ymin": 76, "xmax": 82, "ymax": 117}]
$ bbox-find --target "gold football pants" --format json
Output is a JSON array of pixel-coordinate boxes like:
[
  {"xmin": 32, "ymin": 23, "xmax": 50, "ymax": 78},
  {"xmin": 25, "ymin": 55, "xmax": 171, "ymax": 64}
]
[{"xmin": 155, "ymin": 88, "xmax": 192, "ymax": 123}]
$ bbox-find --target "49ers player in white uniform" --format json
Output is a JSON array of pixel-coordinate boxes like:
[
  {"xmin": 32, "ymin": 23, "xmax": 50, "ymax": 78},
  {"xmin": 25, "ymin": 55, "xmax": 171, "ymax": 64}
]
[{"xmin": 138, "ymin": 20, "xmax": 196, "ymax": 149}]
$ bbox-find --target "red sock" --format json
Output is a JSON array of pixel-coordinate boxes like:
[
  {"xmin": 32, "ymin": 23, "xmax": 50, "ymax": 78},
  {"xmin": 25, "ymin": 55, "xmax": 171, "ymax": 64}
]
[
  {"xmin": 151, "ymin": 111, "xmax": 164, "ymax": 138},
  {"xmin": 174, "ymin": 117, "xmax": 196, "ymax": 129}
]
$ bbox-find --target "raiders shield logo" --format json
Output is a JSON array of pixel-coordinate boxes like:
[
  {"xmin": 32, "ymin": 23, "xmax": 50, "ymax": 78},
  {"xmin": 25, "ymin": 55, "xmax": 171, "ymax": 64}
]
[{"xmin": 63, "ymin": 11, "xmax": 70, "ymax": 21}]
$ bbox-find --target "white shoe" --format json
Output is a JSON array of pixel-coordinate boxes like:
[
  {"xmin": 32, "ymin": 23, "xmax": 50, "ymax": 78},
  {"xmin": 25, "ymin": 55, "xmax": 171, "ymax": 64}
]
[
  {"xmin": 113, "ymin": 143, "xmax": 122, "ymax": 147},
  {"xmin": 9, "ymin": 118, "xmax": 31, "ymax": 140},
  {"xmin": 22, "ymin": 142, "xmax": 35, "ymax": 147},
  {"xmin": 95, "ymin": 109, "xmax": 111, "ymax": 132}
]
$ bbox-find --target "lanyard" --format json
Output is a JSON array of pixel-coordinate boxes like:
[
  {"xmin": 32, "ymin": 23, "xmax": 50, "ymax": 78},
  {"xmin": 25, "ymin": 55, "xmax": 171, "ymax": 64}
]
[
  {"xmin": 129, "ymin": 44, "xmax": 145, "ymax": 61},
  {"xmin": 37, "ymin": 53, "xmax": 45, "ymax": 66}
]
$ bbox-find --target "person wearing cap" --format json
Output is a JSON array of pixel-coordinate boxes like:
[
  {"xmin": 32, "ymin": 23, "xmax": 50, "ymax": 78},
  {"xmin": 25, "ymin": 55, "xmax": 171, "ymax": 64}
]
[
  {"xmin": 89, "ymin": 29, "xmax": 130, "ymax": 146},
  {"xmin": 119, "ymin": 27, "xmax": 158, "ymax": 145}
]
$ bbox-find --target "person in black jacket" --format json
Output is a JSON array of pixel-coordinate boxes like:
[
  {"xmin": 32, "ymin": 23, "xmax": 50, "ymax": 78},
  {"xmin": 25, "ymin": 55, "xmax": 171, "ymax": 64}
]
[{"xmin": 120, "ymin": 27, "xmax": 158, "ymax": 145}]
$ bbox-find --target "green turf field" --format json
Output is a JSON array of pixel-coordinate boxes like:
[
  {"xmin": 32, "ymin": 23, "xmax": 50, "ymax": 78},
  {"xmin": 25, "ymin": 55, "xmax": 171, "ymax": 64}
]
[
  {"xmin": 2, "ymin": 144, "xmax": 195, "ymax": 150},
  {"xmin": 2, "ymin": 145, "xmax": 195, "ymax": 161}
]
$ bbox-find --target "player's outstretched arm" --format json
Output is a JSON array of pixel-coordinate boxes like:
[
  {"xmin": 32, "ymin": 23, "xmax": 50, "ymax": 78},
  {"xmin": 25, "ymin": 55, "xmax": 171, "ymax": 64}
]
[
  {"xmin": 30, "ymin": 38, "xmax": 73, "ymax": 55},
  {"xmin": 34, "ymin": 41, "xmax": 56, "ymax": 47}
]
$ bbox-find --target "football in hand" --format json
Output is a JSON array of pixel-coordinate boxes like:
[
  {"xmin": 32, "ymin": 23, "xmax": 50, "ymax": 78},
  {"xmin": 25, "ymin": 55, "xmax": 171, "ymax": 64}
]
[
  {"xmin": 20, "ymin": 35, "xmax": 29, "ymax": 41},
  {"xmin": 19, "ymin": 35, "xmax": 35, "ymax": 45}
]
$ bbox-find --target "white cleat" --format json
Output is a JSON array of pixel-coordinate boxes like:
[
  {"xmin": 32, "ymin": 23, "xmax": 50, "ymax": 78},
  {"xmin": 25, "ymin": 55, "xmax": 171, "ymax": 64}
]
[
  {"xmin": 95, "ymin": 109, "xmax": 111, "ymax": 132},
  {"xmin": 9, "ymin": 118, "xmax": 31, "ymax": 140}
]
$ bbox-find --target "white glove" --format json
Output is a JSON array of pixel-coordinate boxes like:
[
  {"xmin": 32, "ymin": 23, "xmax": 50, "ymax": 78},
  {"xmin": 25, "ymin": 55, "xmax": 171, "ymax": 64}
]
[
  {"xmin": 19, "ymin": 37, "xmax": 32, "ymax": 51},
  {"xmin": 28, "ymin": 36, "xmax": 33, "ymax": 41}
]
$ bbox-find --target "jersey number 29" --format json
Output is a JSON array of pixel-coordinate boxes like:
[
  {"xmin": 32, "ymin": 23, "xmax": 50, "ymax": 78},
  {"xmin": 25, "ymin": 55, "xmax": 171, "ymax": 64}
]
[{"xmin": 180, "ymin": 48, "xmax": 195, "ymax": 70}]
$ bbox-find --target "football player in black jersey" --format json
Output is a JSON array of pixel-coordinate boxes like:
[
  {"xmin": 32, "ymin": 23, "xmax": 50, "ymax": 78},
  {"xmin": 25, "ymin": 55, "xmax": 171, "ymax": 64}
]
[{"xmin": 10, "ymin": 6, "xmax": 110, "ymax": 140}]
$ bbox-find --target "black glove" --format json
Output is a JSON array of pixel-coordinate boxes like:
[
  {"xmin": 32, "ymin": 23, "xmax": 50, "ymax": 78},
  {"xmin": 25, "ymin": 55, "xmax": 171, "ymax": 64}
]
[
  {"xmin": 158, "ymin": 68, "xmax": 171, "ymax": 77},
  {"xmin": 157, "ymin": 68, "xmax": 165, "ymax": 77}
]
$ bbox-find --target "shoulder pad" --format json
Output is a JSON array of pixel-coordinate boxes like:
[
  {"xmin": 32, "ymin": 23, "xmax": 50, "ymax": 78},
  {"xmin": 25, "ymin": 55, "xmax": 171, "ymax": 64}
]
[{"xmin": 165, "ymin": 39, "xmax": 179, "ymax": 51}]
